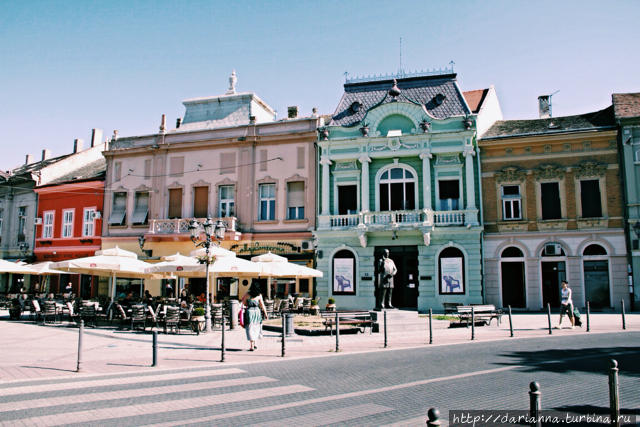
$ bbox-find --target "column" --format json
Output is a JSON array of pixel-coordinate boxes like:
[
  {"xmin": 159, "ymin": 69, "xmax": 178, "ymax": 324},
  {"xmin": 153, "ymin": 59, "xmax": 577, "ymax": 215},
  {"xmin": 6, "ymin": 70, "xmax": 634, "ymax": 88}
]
[
  {"xmin": 419, "ymin": 152, "xmax": 432, "ymax": 210},
  {"xmin": 320, "ymin": 156, "xmax": 332, "ymax": 215},
  {"xmin": 464, "ymin": 148, "xmax": 476, "ymax": 209},
  {"xmin": 359, "ymin": 155, "xmax": 371, "ymax": 212}
]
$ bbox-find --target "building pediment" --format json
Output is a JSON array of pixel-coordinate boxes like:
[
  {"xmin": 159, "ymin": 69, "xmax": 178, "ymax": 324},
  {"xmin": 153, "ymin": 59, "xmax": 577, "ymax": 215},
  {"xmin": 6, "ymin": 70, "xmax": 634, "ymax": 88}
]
[
  {"xmin": 495, "ymin": 166, "xmax": 527, "ymax": 183},
  {"xmin": 573, "ymin": 161, "xmax": 607, "ymax": 178},
  {"xmin": 534, "ymin": 164, "xmax": 564, "ymax": 180}
]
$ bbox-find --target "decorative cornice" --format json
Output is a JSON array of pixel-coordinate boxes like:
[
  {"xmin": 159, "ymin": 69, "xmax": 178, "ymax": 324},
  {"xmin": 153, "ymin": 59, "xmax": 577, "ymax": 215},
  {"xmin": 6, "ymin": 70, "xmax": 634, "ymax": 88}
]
[
  {"xmin": 573, "ymin": 161, "xmax": 607, "ymax": 178},
  {"xmin": 495, "ymin": 166, "xmax": 527, "ymax": 183},
  {"xmin": 534, "ymin": 164, "xmax": 564, "ymax": 180}
]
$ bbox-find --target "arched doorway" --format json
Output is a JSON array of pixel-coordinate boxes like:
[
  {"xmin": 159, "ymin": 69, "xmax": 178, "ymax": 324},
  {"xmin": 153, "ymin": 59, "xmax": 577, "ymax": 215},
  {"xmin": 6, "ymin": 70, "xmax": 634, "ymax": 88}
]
[
  {"xmin": 583, "ymin": 244, "xmax": 610, "ymax": 309},
  {"xmin": 501, "ymin": 246, "xmax": 526, "ymax": 308},
  {"xmin": 540, "ymin": 243, "xmax": 566, "ymax": 307}
]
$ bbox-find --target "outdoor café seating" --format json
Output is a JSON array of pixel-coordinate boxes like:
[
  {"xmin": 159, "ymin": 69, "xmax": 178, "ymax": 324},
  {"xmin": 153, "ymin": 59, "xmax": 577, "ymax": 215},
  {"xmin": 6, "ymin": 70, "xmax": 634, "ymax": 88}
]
[{"xmin": 42, "ymin": 301, "xmax": 59, "ymax": 324}]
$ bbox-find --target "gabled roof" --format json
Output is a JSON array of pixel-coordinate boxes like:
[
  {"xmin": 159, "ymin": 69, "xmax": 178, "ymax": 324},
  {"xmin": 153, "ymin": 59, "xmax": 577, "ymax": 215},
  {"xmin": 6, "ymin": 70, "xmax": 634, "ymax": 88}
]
[
  {"xmin": 481, "ymin": 106, "xmax": 615, "ymax": 140},
  {"xmin": 41, "ymin": 159, "xmax": 106, "ymax": 186},
  {"xmin": 612, "ymin": 93, "xmax": 640, "ymax": 119},
  {"xmin": 329, "ymin": 74, "xmax": 470, "ymax": 127},
  {"xmin": 463, "ymin": 89, "xmax": 489, "ymax": 114}
]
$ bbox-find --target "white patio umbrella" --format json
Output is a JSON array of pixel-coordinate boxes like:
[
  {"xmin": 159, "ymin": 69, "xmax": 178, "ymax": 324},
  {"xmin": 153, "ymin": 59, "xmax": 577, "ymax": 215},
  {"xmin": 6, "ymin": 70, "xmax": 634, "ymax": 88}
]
[
  {"xmin": 0, "ymin": 259, "xmax": 36, "ymax": 274},
  {"xmin": 145, "ymin": 253, "xmax": 203, "ymax": 278},
  {"xmin": 251, "ymin": 252, "xmax": 323, "ymax": 299},
  {"xmin": 27, "ymin": 261, "xmax": 76, "ymax": 294},
  {"xmin": 190, "ymin": 245, "xmax": 236, "ymax": 258},
  {"xmin": 52, "ymin": 246, "xmax": 155, "ymax": 301}
]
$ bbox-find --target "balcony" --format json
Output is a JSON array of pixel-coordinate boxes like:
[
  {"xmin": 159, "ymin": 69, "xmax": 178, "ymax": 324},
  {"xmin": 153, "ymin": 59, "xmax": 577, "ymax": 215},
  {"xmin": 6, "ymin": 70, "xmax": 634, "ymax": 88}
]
[
  {"xmin": 319, "ymin": 209, "xmax": 475, "ymax": 231},
  {"xmin": 148, "ymin": 217, "xmax": 238, "ymax": 234}
]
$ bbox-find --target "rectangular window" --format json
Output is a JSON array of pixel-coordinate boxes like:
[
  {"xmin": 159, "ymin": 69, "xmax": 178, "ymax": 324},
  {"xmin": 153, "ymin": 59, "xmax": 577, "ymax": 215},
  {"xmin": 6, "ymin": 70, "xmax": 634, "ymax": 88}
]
[
  {"xmin": 43, "ymin": 211, "xmax": 54, "ymax": 238},
  {"xmin": 193, "ymin": 186, "xmax": 209, "ymax": 218},
  {"xmin": 220, "ymin": 153, "xmax": 236, "ymax": 174},
  {"xmin": 501, "ymin": 185, "xmax": 522, "ymax": 220},
  {"xmin": 541, "ymin": 182, "xmax": 561, "ymax": 220},
  {"xmin": 0, "ymin": 208, "xmax": 3, "ymax": 236},
  {"xmin": 144, "ymin": 159, "xmax": 152, "ymax": 179},
  {"xmin": 132, "ymin": 192, "xmax": 149, "ymax": 225},
  {"xmin": 114, "ymin": 162, "xmax": 122, "ymax": 182},
  {"xmin": 62, "ymin": 209, "xmax": 74, "ymax": 238},
  {"xmin": 297, "ymin": 146, "xmax": 305, "ymax": 169},
  {"xmin": 169, "ymin": 157, "xmax": 184, "ymax": 177},
  {"xmin": 168, "ymin": 188, "xmax": 182, "ymax": 219},
  {"xmin": 581, "ymin": 179, "xmax": 602, "ymax": 218},
  {"xmin": 219, "ymin": 185, "xmax": 235, "ymax": 217},
  {"xmin": 109, "ymin": 192, "xmax": 127, "ymax": 225},
  {"xmin": 259, "ymin": 183, "xmax": 276, "ymax": 221},
  {"xmin": 17, "ymin": 206, "xmax": 26, "ymax": 242},
  {"xmin": 438, "ymin": 180, "xmax": 460, "ymax": 211},
  {"xmin": 82, "ymin": 208, "xmax": 95, "ymax": 237},
  {"xmin": 287, "ymin": 181, "xmax": 305, "ymax": 220},
  {"xmin": 259, "ymin": 149, "xmax": 267, "ymax": 172}
]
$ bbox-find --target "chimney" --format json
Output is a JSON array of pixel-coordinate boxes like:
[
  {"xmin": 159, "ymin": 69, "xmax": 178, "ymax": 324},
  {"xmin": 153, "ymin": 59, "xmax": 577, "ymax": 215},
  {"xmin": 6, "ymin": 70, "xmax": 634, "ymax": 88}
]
[
  {"xmin": 287, "ymin": 106, "xmax": 298, "ymax": 119},
  {"xmin": 249, "ymin": 115, "xmax": 256, "ymax": 124},
  {"xmin": 176, "ymin": 118, "xmax": 182, "ymax": 129},
  {"xmin": 25, "ymin": 154, "xmax": 34, "ymax": 165},
  {"xmin": 159, "ymin": 114, "xmax": 166, "ymax": 134},
  {"xmin": 538, "ymin": 95, "xmax": 551, "ymax": 119},
  {"xmin": 73, "ymin": 139, "xmax": 84, "ymax": 153},
  {"xmin": 42, "ymin": 149, "xmax": 52, "ymax": 161},
  {"xmin": 90, "ymin": 128, "xmax": 103, "ymax": 148}
]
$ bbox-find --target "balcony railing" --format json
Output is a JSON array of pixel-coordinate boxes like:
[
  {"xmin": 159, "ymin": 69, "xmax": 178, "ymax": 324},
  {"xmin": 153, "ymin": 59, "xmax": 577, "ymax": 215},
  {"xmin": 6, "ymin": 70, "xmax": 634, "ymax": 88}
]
[
  {"xmin": 148, "ymin": 217, "xmax": 238, "ymax": 234},
  {"xmin": 320, "ymin": 209, "xmax": 474, "ymax": 230}
]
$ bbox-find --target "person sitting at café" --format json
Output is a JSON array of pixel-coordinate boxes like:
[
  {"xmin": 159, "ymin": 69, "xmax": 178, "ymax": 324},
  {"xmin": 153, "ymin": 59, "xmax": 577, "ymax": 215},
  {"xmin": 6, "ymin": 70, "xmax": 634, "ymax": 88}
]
[
  {"xmin": 122, "ymin": 291, "xmax": 135, "ymax": 307},
  {"xmin": 144, "ymin": 290, "xmax": 153, "ymax": 305},
  {"xmin": 64, "ymin": 282, "xmax": 73, "ymax": 299},
  {"xmin": 197, "ymin": 292, "xmax": 206, "ymax": 303}
]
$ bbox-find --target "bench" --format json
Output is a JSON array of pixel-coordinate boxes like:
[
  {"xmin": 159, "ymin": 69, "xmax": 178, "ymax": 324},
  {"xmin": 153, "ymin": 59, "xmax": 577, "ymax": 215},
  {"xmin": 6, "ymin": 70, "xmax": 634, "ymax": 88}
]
[
  {"xmin": 320, "ymin": 311, "xmax": 374, "ymax": 334},
  {"xmin": 456, "ymin": 304, "xmax": 502, "ymax": 327},
  {"xmin": 443, "ymin": 302, "xmax": 462, "ymax": 315}
]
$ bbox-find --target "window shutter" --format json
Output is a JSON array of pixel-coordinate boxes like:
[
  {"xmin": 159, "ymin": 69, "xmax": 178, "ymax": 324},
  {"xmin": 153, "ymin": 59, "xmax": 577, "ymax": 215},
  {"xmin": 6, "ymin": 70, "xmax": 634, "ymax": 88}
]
[
  {"xmin": 168, "ymin": 188, "xmax": 183, "ymax": 219},
  {"xmin": 287, "ymin": 182, "xmax": 304, "ymax": 207},
  {"xmin": 169, "ymin": 157, "xmax": 184, "ymax": 177},
  {"xmin": 144, "ymin": 159, "xmax": 152, "ymax": 179},
  {"xmin": 114, "ymin": 162, "xmax": 122, "ymax": 182},
  {"xmin": 220, "ymin": 153, "xmax": 236, "ymax": 174},
  {"xmin": 260, "ymin": 149, "xmax": 267, "ymax": 171},
  {"xmin": 132, "ymin": 192, "xmax": 149, "ymax": 224},
  {"xmin": 297, "ymin": 146, "xmax": 305, "ymax": 169},
  {"xmin": 193, "ymin": 187, "xmax": 209, "ymax": 218},
  {"xmin": 109, "ymin": 192, "xmax": 127, "ymax": 225}
]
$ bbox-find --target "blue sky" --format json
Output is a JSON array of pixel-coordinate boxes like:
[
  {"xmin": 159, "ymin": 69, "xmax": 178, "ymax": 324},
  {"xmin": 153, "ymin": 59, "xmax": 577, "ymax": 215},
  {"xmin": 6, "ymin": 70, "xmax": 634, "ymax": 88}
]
[{"xmin": 1, "ymin": 0, "xmax": 639, "ymax": 169}]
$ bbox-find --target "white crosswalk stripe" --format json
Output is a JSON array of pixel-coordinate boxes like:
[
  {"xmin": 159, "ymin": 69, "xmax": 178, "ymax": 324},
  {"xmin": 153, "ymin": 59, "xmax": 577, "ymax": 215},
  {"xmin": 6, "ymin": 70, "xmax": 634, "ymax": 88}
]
[
  {"xmin": 0, "ymin": 376, "xmax": 276, "ymax": 412},
  {"xmin": 248, "ymin": 403, "xmax": 393, "ymax": 427},
  {"xmin": 2, "ymin": 384, "xmax": 314, "ymax": 427},
  {"xmin": 0, "ymin": 367, "xmax": 244, "ymax": 397}
]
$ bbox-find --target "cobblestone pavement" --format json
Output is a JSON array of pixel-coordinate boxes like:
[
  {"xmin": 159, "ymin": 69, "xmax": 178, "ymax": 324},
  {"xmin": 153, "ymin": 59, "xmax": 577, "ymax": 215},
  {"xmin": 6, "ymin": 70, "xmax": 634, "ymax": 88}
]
[{"xmin": 0, "ymin": 311, "xmax": 638, "ymax": 426}]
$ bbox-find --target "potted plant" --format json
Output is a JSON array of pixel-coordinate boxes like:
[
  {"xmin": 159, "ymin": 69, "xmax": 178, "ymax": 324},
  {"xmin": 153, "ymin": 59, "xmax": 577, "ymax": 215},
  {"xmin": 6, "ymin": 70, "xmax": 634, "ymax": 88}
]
[
  {"xmin": 326, "ymin": 297, "xmax": 336, "ymax": 312},
  {"xmin": 191, "ymin": 307, "xmax": 205, "ymax": 322},
  {"xmin": 310, "ymin": 298, "xmax": 320, "ymax": 315}
]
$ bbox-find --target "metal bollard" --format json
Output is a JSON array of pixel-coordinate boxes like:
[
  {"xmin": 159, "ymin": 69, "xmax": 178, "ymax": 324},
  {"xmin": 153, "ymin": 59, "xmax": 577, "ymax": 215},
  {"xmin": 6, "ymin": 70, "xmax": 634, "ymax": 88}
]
[
  {"xmin": 383, "ymin": 310, "xmax": 388, "ymax": 348},
  {"xmin": 426, "ymin": 407, "xmax": 441, "ymax": 427},
  {"xmin": 76, "ymin": 320, "xmax": 84, "ymax": 373},
  {"xmin": 529, "ymin": 381, "xmax": 541, "ymax": 427},
  {"xmin": 508, "ymin": 305, "xmax": 514, "ymax": 337},
  {"xmin": 471, "ymin": 306, "xmax": 475, "ymax": 340},
  {"xmin": 621, "ymin": 299, "xmax": 626, "ymax": 330},
  {"xmin": 428, "ymin": 308, "xmax": 433, "ymax": 344},
  {"xmin": 547, "ymin": 303, "xmax": 552, "ymax": 335},
  {"xmin": 609, "ymin": 359, "xmax": 620, "ymax": 427},
  {"xmin": 586, "ymin": 301, "xmax": 590, "ymax": 332},
  {"xmin": 152, "ymin": 331, "xmax": 158, "ymax": 367},
  {"xmin": 335, "ymin": 311, "xmax": 340, "ymax": 352},
  {"xmin": 220, "ymin": 313, "xmax": 226, "ymax": 362},
  {"xmin": 281, "ymin": 315, "xmax": 286, "ymax": 357}
]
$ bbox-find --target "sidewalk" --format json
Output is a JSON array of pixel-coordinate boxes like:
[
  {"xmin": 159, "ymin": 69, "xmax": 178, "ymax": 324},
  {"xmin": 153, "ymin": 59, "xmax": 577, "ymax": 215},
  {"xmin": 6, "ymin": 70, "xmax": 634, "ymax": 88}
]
[{"xmin": 0, "ymin": 311, "xmax": 637, "ymax": 382}]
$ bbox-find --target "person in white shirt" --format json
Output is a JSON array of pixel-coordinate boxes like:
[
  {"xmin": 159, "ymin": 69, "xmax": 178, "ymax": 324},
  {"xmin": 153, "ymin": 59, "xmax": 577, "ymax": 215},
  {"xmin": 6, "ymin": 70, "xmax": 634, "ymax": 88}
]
[{"xmin": 557, "ymin": 280, "xmax": 575, "ymax": 329}]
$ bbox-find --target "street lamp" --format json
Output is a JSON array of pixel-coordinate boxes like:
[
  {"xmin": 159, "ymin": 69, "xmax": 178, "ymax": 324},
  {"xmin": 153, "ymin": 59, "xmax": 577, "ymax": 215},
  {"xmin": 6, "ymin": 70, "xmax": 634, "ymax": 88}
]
[{"xmin": 188, "ymin": 217, "xmax": 226, "ymax": 333}]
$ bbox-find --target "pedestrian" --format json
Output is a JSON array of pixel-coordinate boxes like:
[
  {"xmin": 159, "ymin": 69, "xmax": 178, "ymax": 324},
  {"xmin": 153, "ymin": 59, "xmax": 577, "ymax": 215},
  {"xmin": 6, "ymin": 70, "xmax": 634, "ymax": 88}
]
[
  {"xmin": 557, "ymin": 280, "xmax": 575, "ymax": 329},
  {"xmin": 241, "ymin": 282, "xmax": 268, "ymax": 351}
]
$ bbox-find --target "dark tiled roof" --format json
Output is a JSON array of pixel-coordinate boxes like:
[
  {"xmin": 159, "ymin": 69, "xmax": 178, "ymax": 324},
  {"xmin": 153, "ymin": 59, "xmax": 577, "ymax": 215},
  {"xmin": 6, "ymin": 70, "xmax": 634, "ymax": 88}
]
[
  {"xmin": 329, "ymin": 74, "xmax": 470, "ymax": 127},
  {"xmin": 463, "ymin": 89, "xmax": 489, "ymax": 114},
  {"xmin": 481, "ymin": 106, "xmax": 615, "ymax": 140},
  {"xmin": 44, "ymin": 159, "xmax": 106, "ymax": 186},
  {"xmin": 10, "ymin": 153, "xmax": 72, "ymax": 176},
  {"xmin": 612, "ymin": 93, "xmax": 640, "ymax": 119}
]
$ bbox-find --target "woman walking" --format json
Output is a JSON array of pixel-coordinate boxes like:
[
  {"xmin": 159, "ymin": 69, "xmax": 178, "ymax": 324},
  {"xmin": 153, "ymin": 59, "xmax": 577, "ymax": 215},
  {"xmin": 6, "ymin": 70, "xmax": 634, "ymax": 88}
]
[
  {"xmin": 241, "ymin": 282, "xmax": 268, "ymax": 351},
  {"xmin": 557, "ymin": 280, "xmax": 575, "ymax": 329}
]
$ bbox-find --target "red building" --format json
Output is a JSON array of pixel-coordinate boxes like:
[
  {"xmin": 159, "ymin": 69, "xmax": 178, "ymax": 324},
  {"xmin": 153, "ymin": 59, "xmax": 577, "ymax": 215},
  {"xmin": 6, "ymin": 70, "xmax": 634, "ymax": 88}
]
[{"xmin": 34, "ymin": 160, "xmax": 105, "ymax": 297}]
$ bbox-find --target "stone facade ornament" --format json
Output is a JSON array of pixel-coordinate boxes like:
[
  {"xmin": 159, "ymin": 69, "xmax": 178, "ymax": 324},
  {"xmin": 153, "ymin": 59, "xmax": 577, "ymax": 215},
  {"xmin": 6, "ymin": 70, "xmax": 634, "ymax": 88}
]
[
  {"xmin": 226, "ymin": 70, "xmax": 237, "ymax": 95},
  {"xmin": 573, "ymin": 161, "xmax": 607, "ymax": 178},
  {"xmin": 435, "ymin": 154, "xmax": 462, "ymax": 165},
  {"xmin": 423, "ymin": 231, "xmax": 431, "ymax": 246},
  {"xmin": 360, "ymin": 123, "xmax": 369, "ymax": 136},
  {"xmin": 495, "ymin": 166, "xmax": 527, "ymax": 183},
  {"xmin": 534, "ymin": 164, "xmax": 564, "ymax": 180}
]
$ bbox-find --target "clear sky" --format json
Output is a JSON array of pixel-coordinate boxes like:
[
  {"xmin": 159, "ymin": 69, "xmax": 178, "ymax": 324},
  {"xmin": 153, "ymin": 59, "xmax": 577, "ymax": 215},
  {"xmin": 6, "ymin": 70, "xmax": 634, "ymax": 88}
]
[{"xmin": 1, "ymin": 0, "xmax": 639, "ymax": 169}]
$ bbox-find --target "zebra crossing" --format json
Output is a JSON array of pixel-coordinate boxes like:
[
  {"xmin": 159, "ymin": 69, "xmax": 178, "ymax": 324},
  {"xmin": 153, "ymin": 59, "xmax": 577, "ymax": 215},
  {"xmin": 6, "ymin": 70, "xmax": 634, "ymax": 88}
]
[{"xmin": 0, "ymin": 366, "xmax": 398, "ymax": 427}]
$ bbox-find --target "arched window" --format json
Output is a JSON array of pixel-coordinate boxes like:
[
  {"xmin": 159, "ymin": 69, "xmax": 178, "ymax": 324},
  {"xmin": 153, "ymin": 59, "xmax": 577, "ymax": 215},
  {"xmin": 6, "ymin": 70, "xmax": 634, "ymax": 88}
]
[
  {"xmin": 502, "ymin": 247, "xmax": 524, "ymax": 258},
  {"xmin": 332, "ymin": 249, "xmax": 356, "ymax": 295},
  {"xmin": 583, "ymin": 244, "xmax": 607, "ymax": 256},
  {"xmin": 379, "ymin": 167, "xmax": 416, "ymax": 211},
  {"xmin": 439, "ymin": 247, "xmax": 465, "ymax": 294}
]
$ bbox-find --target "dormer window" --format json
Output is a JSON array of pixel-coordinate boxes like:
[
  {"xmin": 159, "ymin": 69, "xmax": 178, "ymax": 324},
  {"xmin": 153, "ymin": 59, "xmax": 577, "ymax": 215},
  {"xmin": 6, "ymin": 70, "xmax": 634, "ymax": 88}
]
[
  {"xmin": 434, "ymin": 93, "xmax": 446, "ymax": 106},
  {"xmin": 350, "ymin": 101, "xmax": 362, "ymax": 113}
]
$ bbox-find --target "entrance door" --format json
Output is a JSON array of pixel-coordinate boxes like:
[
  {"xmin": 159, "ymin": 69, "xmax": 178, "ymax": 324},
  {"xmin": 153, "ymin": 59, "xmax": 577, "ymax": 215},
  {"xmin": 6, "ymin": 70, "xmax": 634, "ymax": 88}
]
[
  {"xmin": 80, "ymin": 275, "xmax": 93, "ymax": 299},
  {"xmin": 374, "ymin": 246, "xmax": 419, "ymax": 309},
  {"xmin": 541, "ymin": 261, "xmax": 566, "ymax": 307},
  {"xmin": 501, "ymin": 262, "xmax": 526, "ymax": 308},
  {"xmin": 584, "ymin": 260, "xmax": 610, "ymax": 308},
  {"xmin": 338, "ymin": 185, "xmax": 357, "ymax": 214}
]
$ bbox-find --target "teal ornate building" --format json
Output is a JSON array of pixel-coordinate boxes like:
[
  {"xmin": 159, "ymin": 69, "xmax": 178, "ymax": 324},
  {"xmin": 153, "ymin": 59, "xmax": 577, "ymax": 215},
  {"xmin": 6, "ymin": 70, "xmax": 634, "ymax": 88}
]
[{"xmin": 314, "ymin": 70, "xmax": 500, "ymax": 312}]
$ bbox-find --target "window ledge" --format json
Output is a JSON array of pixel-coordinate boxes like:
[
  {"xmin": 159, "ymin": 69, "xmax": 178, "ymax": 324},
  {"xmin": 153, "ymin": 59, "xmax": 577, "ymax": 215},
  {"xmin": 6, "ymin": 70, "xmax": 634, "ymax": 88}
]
[
  {"xmin": 256, "ymin": 220, "xmax": 278, "ymax": 224},
  {"xmin": 496, "ymin": 220, "xmax": 528, "ymax": 232},
  {"xmin": 131, "ymin": 224, "xmax": 149, "ymax": 228},
  {"xmin": 576, "ymin": 218, "xmax": 608, "ymax": 229},
  {"xmin": 108, "ymin": 225, "xmax": 128, "ymax": 229},
  {"xmin": 536, "ymin": 219, "xmax": 568, "ymax": 231},
  {"xmin": 283, "ymin": 219, "xmax": 308, "ymax": 224}
]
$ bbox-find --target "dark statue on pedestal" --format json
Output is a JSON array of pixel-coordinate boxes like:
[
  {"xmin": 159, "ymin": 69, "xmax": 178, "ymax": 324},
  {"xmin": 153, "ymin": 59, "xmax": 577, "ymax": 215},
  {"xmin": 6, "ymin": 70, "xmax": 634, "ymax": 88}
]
[{"xmin": 375, "ymin": 249, "xmax": 397, "ymax": 310}]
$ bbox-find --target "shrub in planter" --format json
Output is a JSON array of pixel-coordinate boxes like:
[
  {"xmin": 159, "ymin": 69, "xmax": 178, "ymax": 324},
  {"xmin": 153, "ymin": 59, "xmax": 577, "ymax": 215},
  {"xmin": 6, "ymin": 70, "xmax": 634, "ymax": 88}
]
[{"xmin": 326, "ymin": 297, "xmax": 336, "ymax": 311}]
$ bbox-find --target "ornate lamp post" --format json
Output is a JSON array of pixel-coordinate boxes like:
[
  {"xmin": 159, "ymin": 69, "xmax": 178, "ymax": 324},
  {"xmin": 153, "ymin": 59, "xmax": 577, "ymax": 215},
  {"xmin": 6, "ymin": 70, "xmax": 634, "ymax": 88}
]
[{"xmin": 188, "ymin": 217, "xmax": 226, "ymax": 333}]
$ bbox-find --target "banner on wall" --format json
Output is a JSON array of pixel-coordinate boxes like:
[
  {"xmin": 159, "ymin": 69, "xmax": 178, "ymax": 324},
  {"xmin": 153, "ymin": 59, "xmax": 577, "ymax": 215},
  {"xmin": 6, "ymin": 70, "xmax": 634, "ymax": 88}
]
[
  {"xmin": 333, "ymin": 258, "xmax": 355, "ymax": 294},
  {"xmin": 440, "ymin": 257, "xmax": 463, "ymax": 294}
]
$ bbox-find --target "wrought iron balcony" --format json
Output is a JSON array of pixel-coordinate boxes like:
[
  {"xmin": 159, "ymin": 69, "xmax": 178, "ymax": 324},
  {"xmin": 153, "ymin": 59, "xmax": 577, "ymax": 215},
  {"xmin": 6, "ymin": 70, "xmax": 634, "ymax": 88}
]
[
  {"xmin": 319, "ymin": 209, "xmax": 474, "ymax": 230},
  {"xmin": 148, "ymin": 217, "xmax": 238, "ymax": 234}
]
